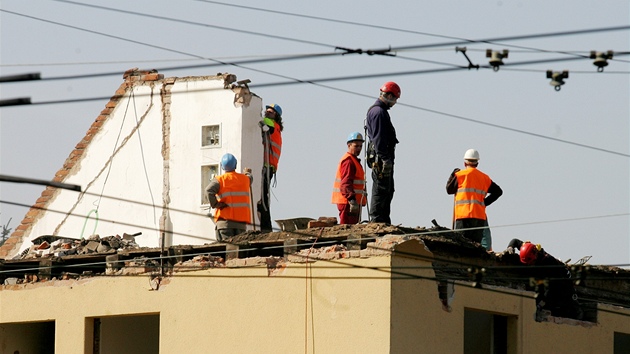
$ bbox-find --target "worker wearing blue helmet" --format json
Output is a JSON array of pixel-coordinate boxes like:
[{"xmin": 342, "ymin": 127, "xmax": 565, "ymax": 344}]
[
  {"xmin": 332, "ymin": 132, "xmax": 367, "ymax": 224},
  {"xmin": 258, "ymin": 103, "xmax": 284, "ymax": 232},
  {"xmin": 206, "ymin": 153, "xmax": 253, "ymax": 241}
]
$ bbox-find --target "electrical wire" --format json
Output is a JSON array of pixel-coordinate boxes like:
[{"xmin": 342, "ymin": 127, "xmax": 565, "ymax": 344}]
[
  {"xmin": 50, "ymin": 0, "xmax": 338, "ymax": 49},
  {"xmin": 3, "ymin": 242, "xmax": 630, "ymax": 320},
  {"xmin": 3, "ymin": 57, "xmax": 629, "ymax": 158},
  {"xmin": 2, "ymin": 194, "xmax": 630, "ymax": 272}
]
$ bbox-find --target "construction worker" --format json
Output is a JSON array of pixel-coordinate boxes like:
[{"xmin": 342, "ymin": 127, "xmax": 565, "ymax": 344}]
[
  {"xmin": 206, "ymin": 153, "xmax": 253, "ymax": 241},
  {"xmin": 257, "ymin": 103, "xmax": 283, "ymax": 232},
  {"xmin": 505, "ymin": 238, "xmax": 582, "ymax": 320},
  {"xmin": 332, "ymin": 132, "xmax": 368, "ymax": 224},
  {"xmin": 446, "ymin": 149, "xmax": 502, "ymax": 248},
  {"xmin": 365, "ymin": 81, "xmax": 400, "ymax": 224}
]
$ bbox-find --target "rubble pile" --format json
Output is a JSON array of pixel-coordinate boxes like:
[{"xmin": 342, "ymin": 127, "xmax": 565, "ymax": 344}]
[
  {"xmin": 15, "ymin": 233, "xmax": 140, "ymax": 260},
  {"xmin": 173, "ymin": 255, "xmax": 225, "ymax": 272}
]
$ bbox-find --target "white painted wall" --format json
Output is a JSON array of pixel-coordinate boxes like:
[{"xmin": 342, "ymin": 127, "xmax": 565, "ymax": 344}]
[{"xmin": 14, "ymin": 75, "xmax": 263, "ymax": 254}]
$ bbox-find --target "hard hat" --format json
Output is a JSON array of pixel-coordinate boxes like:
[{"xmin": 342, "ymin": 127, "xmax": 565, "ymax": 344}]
[
  {"xmin": 380, "ymin": 81, "xmax": 401, "ymax": 98},
  {"xmin": 519, "ymin": 242, "xmax": 538, "ymax": 265},
  {"xmin": 347, "ymin": 131, "xmax": 364, "ymax": 143},
  {"xmin": 220, "ymin": 153, "xmax": 237, "ymax": 172},
  {"xmin": 265, "ymin": 103, "xmax": 283, "ymax": 117},
  {"xmin": 463, "ymin": 149, "xmax": 480, "ymax": 161}
]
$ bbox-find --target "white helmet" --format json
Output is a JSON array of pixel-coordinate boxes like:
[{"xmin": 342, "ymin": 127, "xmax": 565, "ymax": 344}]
[{"xmin": 463, "ymin": 149, "xmax": 480, "ymax": 161}]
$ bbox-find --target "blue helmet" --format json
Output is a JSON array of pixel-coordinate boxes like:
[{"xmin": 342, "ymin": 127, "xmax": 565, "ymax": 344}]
[
  {"xmin": 265, "ymin": 103, "xmax": 282, "ymax": 117},
  {"xmin": 347, "ymin": 131, "xmax": 364, "ymax": 143},
  {"xmin": 220, "ymin": 153, "xmax": 237, "ymax": 172}
]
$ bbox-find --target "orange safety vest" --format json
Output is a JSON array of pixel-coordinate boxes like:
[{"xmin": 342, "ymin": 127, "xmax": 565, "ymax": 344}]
[
  {"xmin": 331, "ymin": 153, "xmax": 367, "ymax": 205},
  {"xmin": 454, "ymin": 167, "xmax": 491, "ymax": 220},
  {"xmin": 264, "ymin": 121, "xmax": 282, "ymax": 171},
  {"xmin": 214, "ymin": 172, "xmax": 252, "ymax": 224}
]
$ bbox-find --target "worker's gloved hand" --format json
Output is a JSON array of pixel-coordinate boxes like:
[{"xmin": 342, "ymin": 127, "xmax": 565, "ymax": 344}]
[
  {"xmin": 258, "ymin": 120, "xmax": 269, "ymax": 132},
  {"xmin": 214, "ymin": 202, "xmax": 228, "ymax": 210},
  {"xmin": 381, "ymin": 160, "xmax": 393, "ymax": 177},
  {"xmin": 243, "ymin": 167, "xmax": 252, "ymax": 174},
  {"xmin": 506, "ymin": 246, "xmax": 514, "ymax": 254},
  {"xmin": 348, "ymin": 200, "xmax": 360, "ymax": 214},
  {"xmin": 451, "ymin": 168, "xmax": 461, "ymax": 176}
]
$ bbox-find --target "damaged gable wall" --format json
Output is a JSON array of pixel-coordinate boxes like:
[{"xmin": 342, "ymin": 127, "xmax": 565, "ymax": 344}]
[{"xmin": 0, "ymin": 70, "xmax": 263, "ymax": 258}]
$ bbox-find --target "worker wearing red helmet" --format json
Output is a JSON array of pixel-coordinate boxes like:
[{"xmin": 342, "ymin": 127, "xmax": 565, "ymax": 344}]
[
  {"xmin": 365, "ymin": 81, "xmax": 401, "ymax": 224},
  {"xmin": 505, "ymin": 238, "xmax": 583, "ymax": 320}
]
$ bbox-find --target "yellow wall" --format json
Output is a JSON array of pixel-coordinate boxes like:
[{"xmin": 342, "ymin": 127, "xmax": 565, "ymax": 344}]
[
  {"xmin": 0, "ymin": 257, "xmax": 392, "ymax": 354},
  {"xmin": 1, "ymin": 239, "xmax": 629, "ymax": 354}
]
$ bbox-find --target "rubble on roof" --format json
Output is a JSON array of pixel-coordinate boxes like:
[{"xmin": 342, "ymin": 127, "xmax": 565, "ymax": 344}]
[{"xmin": 14, "ymin": 232, "xmax": 140, "ymax": 260}]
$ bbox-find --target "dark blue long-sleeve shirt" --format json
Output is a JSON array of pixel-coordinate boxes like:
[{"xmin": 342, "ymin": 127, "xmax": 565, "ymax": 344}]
[{"xmin": 366, "ymin": 99, "xmax": 398, "ymax": 163}]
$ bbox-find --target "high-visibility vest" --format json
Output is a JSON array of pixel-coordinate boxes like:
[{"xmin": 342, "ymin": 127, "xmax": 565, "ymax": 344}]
[
  {"xmin": 454, "ymin": 167, "xmax": 491, "ymax": 220},
  {"xmin": 264, "ymin": 121, "xmax": 282, "ymax": 171},
  {"xmin": 214, "ymin": 172, "xmax": 252, "ymax": 224},
  {"xmin": 331, "ymin": 153, "xmax": 367, "ymax": 205}
]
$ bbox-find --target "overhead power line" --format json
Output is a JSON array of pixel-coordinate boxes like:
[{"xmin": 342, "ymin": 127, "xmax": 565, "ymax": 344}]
[
  {"xmin": 50, "ymin": 0, "xmax": 337, "ymax": 49},
  {"xmin": 1, "ymin": 66, "xmax": 628, "ymax": 157}
]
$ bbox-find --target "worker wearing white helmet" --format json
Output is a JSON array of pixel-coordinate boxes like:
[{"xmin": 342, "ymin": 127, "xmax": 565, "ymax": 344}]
[{"xmin": 446, "ymin": 149, "xmax": 503, "ymax": 249}]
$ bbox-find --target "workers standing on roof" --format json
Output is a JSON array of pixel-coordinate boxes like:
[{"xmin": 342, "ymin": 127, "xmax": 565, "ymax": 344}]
[
  {"xmin": 257, "ymin": 103, "xmax": 283, "ymax": 232},
  {"xmin": 504, "ymin": 238, "xmax": 582, "ymax": 320},
  {"xmin": 365, "ymin": 81, "xmax": 400, "ymax": 224},
  {"xmin": 332, "ymin": 132, "xmax": 368, "ymax": 224},
  {"xmin": 206, "ymin": 153, "xmax": 253, "ymax": 241},
  {"xmin": 446, "ymin": 149, "xmax": 502, "ymax": 249}
]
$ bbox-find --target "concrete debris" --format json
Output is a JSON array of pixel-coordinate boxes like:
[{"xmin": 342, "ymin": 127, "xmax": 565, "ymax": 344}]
[
  {"xmin": 293, "ymin": 244, "xmax": 348, "ymax": 262},
  {"xmin": 275, "ymin": 217, "xmax": 315, "ymax": 231},
  {"xmin": 16, "ymin": 233, "xmax": 140, "ymax": 259},
  {"xmin": 307, "ymin": 216, "xmax": 338, "ymax": 228},
  {"xmin": 173, "ymin": 255, "xmax": 225, "ymax": 272}
]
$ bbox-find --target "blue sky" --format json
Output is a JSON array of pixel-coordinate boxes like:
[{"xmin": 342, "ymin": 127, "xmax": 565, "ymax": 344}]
[{"xmin": 1, "ymin": 0, "xmax": 629, "ymax": 265}]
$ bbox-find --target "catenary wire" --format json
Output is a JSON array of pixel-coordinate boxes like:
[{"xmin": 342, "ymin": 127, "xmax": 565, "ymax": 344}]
[
  {"xmin": 3, "ymin": 7, "xmax": 629, "ymax": 83},
  {"xmin": 2, "ymin": 5, "xmax": 628, "ymax": 262},
  {"xmin": 2, "ymin": 4, "xmax": 628, "ymax": 310},
  {"xmin": 2, "ymin": 195, "xmax": 629, "ymax": 272},
  {"xmin": 2, "ymin": 194, "xmax": 629, "ymax": 251},
  {"xmin": 4, "ymin": 242, "xmax": 630, "ymax": 319},
  {"xmin": 50, "ymin": 0, "xmax": 337, "ymax": 49},
  {"xmin": 3, "ymin": 53, "xmax": 630, "ymax": 158}
]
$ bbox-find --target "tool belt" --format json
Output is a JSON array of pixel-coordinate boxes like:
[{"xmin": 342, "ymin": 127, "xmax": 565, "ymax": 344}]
[{"xmin": 366, "ymin": 141, "xmax": 377, "ymax": 168}]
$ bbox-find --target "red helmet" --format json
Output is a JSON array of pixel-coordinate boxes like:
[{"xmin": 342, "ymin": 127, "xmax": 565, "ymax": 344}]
[
  {"xmin": 519, "ymin": 242, "xmax": 538, "ymax": 265},
  {"xmin": 380, "ymin": 81, "xmax": 401, "ymax": 98}
]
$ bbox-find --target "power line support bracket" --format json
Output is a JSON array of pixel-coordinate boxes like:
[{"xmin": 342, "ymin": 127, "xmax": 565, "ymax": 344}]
[{"xmin": 455, "ymin": 47, "xmax": 479, "ymax": 70}]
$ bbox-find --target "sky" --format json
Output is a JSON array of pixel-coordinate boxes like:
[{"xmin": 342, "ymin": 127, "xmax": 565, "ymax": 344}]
[{"xmin": 1, "ymin": 1, "xmax": 629, "ymax": 265}]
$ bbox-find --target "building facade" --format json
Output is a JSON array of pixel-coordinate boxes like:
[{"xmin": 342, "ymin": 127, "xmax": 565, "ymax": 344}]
[
  {"xmin": 0, "ymin": 236, "xmax": 629, "ymax": 353},
  {"xmin": 0, "ymin": 70, "xmax": 263, "ymax": 257}
]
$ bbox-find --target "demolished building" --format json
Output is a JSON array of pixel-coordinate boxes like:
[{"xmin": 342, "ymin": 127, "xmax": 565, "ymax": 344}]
[{"xmin": 0, "ymin": 70, "xmax": 629, "ymax": 353}]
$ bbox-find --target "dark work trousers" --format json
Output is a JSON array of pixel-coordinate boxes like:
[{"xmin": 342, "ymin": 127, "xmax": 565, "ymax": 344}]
[
  {"xmin": 454, "ymin": 218, "xmax": 485, "ymax": 244},
  {"xmin": 370, "ymin": 168, "xmax": 395, "ymax": 224},
  {"xmin": 257, "ymin": 166, "xmax": 275, "ymax": 232},
  {"xmin": 216, "ymin": 227, "xmax": 246, "ymax": 242}
]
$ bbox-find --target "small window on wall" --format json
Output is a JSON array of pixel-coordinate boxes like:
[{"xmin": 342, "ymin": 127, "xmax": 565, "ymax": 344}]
[
  {"xmin": 615, "ymin": 332, "xmax": 630, "ymax": 354},
  {"xmin": 202, "ymin": 124, "xmax": 221, "ymax": 147},
  {"xmin": 201, "ymin": 164, "xmax": 219, "ymax": 204},
  {"xmin": 464, "ymin": 309, "xmax": 517, "ymax": 354}
]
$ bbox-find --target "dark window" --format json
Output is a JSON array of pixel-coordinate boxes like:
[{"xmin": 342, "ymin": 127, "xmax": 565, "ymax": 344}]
[
  {"xmin": 614, "ymin": 332, "xmax": 630, "ymax": 354},
  {"xmin": 464, "ymin": 309, "xmax": 516, "ymax": 354}
]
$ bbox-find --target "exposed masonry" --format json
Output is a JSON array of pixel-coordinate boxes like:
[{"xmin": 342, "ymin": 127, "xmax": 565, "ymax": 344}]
[
  {"xmin": 53, "ymin": 83, "xmax": 156, "ymax": 235},
  {"xmin": 0, "ymin": 69, "xmax": 164, "ymax": 259},
  {"xmin": 159, "ymin": 78, "xmax": 174, "ymax": 246}
]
